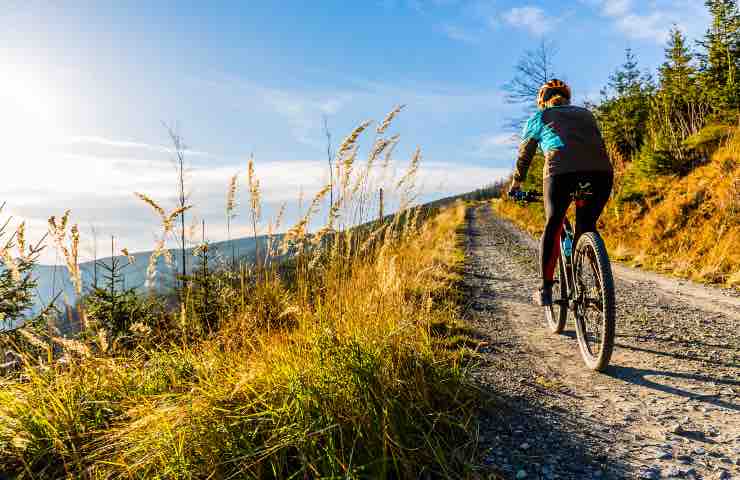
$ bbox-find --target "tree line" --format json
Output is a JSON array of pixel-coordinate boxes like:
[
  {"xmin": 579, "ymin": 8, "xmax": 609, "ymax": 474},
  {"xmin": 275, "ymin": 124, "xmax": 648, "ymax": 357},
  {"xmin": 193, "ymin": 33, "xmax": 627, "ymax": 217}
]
[
  {"xmin": 506, "ymin": 0, "xmax": 740, "ymax": 201},
  {"xmin": 595, "ymin": 0, "xmax": 739, "ymax": 188}
]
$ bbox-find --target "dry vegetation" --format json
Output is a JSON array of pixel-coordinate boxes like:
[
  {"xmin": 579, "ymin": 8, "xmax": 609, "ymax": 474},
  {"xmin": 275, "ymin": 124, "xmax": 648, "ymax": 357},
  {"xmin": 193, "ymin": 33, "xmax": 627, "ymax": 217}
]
[
  {"xmin": 494, "ymin": 126, "xmax": 740, "ymax": 288},
  {"xmin": 0, "ymin": 109, "xmax": 483, "ymax": 478}
]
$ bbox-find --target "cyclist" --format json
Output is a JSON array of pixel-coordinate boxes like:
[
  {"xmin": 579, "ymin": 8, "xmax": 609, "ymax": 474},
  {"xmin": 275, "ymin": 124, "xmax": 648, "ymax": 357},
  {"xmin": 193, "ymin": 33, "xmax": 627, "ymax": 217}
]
[{"xmin": 508, "ymin": 79, "xmax": 614, "ymax": 307}]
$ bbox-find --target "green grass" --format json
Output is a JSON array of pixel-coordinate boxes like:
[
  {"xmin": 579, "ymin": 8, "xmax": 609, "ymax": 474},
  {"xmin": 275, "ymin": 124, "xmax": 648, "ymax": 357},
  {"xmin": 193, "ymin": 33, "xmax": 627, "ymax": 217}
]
[{"xmin": 0, "ymin": 203, "xmax": 484, "ymax": 479}]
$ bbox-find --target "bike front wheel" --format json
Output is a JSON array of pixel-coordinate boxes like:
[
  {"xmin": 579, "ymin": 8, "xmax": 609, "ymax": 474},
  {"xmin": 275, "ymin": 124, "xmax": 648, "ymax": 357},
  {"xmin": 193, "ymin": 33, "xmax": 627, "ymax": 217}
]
[{"xmin": 573, "ymin": 232, "xmax": 616, "ymax": 371}]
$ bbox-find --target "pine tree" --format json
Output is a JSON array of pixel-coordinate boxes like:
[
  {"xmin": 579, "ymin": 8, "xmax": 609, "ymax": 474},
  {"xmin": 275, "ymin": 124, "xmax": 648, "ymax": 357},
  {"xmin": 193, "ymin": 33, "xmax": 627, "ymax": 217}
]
[
  {"xmin": 697, "ymin": 0, "xmax": 740, "ymax": 111},
  {"xmin": 660, "ymin": 27, "xmax": 695, "ymax": 95},
  {"xmin": 637, "ymin": 27, "xmax": 714, "ymax": 177},
  {"xmin": 608, "ymin": 49, "xmax": 646, "ymax": 97},
  {"xmin": 0, "ymin": 215, "xmax": 42, "ymax": 330},
  {"xmin": 0, "ymin": 246, "xmax": 39, "ymax": 329},
  {"xmin": 84, "ymin": 239, "xmax": 158, "ymax": 340},
  {"xmin": 595, "ymin": 49, "xmax": 654, "ymax": 159}
]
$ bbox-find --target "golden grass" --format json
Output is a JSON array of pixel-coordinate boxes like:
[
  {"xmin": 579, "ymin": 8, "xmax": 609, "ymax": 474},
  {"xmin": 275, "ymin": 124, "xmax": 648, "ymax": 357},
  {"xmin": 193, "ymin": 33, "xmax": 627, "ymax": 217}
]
[
  {"xmin": 0, "ymin": 110, "xmax": 483, "ymax": 478},
  {"xmin": 0, "ymin": 203, "xmax": 477, "ymax": 479}
]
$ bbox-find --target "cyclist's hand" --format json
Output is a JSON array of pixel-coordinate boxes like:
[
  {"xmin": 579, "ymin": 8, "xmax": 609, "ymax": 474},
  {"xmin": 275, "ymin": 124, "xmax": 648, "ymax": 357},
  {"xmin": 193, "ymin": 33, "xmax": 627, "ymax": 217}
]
[{"xmin": 508, "ymin": 180, "xmax": 522, "ymax": 198}]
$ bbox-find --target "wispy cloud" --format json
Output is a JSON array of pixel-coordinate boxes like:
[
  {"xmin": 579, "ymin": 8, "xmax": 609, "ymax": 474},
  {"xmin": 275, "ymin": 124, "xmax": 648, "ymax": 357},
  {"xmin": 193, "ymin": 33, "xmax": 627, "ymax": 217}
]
[
  {"xmin": 417, "ymin": 161, "xmax": 509, "ymax": 193},
  {"xmin": 615, "ymin": 13, "xmax": 668, "ymax": 43},
  {"xmin": 602, "ymin": 0, "xmax": 631, "ymax": 17},
  {"xmin": 473, "ymin": 132, "xmax": 519, "ymax": 158},
  {"xmin": 61, "ymin": 135, "xmax": 212, "ymax": 157},
  {"xmin": 583, "ymin": 0, "xmax": 710, "ymax": 44},
  {"xmin": 439, "ymin": 23, "xmax": 480, "ymax": 44},
  {"xmin": 501, "ymin": 6, "xmax": 555, "ymax": 36}
]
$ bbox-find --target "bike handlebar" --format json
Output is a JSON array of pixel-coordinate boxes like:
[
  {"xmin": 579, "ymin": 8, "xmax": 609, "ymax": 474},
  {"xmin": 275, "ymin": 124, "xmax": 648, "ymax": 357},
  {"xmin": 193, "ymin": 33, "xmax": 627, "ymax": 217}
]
[{"xmin": 508, "ymin": 190, "xmax": 542, "ymax": 203}]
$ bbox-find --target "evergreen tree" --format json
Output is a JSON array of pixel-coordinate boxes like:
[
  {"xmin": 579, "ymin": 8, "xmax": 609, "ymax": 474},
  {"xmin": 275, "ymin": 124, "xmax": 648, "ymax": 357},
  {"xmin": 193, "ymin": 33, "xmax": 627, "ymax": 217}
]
[
  {"xmin": 189, "ymin": 241, "xmax": 219, "ymax": 335},
  {"xmin": 84, "ymin": 240, "xmax": 159, "ymax": 340},
  {"xmin": 608, "ymin": 49, "xmax": 647, "ymax": 97},
  {"xmin": 637, "ymin": 27, "xmax": 716, "ymax": 177},
  {"xmin": 660, "ymin": 27, "xmax": 695, "ymax": 94},
  {"xmin": 0, "ymin": 245, "xmax": 40, "ymax": 329},
  {"xmin": 595, "ymin": 49, "xmax": 654, "ymax": 159},
  {"xmin": 0, "ymin": 217, "xmax": 42, "ymax": 330},
  {"xmin": 697, "ymin": 0, "xmax": 740, "ymax": 111}
]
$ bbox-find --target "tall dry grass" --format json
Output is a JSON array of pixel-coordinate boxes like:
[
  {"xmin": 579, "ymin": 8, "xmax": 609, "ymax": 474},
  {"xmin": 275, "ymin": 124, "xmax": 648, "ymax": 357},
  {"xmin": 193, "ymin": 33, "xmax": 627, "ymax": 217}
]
[{"xmin": 0, "ymin": 108, "xmax": 482, "ymax": 478}]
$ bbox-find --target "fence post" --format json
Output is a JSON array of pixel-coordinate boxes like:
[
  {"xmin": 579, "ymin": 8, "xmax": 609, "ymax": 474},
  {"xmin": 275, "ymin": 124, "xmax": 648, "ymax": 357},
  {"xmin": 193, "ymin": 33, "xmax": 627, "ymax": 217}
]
[{"xmin": 378, "ymin": 188, "xmax": 384, "ymax": 222}]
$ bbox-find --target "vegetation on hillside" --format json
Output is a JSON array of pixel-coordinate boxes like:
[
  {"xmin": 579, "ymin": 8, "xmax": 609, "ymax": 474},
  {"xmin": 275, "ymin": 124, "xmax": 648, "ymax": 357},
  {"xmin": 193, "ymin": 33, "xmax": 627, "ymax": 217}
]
[
  {"xmin": 495, "ymin": 0, "xmax": 740, "ymax": 288},
  {"xmin": 0, "ymin": 111, "xmax": 483, "ymax": 478}
]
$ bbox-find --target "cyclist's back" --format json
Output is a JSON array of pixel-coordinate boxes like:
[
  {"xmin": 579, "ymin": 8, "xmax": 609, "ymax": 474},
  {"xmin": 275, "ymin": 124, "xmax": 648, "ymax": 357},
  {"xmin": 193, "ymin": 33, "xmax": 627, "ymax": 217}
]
[
  {"xmin": 508, "ymin": 79, "xmax": 614, "ymax": 307},
  {"xmin": 515, "ymin": 104, "xmax": 612, "ymax": 181}
]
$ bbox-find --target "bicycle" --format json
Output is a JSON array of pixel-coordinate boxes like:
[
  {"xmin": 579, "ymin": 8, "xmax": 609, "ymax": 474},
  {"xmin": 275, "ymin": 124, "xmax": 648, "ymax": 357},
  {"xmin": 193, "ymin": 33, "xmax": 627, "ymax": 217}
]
[{"xmin": 508, "ymin": 189, "xmax": 616, "ymax": 371}]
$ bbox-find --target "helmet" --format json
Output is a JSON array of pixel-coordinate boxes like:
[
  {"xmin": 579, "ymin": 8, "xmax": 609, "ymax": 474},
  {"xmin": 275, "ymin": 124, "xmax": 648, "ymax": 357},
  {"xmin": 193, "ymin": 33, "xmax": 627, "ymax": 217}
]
[{"xmin": 537, "ymin": 79, "xmax": 571, "ymax": 109}]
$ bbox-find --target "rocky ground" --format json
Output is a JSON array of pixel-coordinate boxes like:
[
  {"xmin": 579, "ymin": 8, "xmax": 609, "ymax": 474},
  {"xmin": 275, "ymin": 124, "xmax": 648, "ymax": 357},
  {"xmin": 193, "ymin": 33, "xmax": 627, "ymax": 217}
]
[{"xmin": 465, "ymin": 203, "xmax": 740, "ymax": 480}]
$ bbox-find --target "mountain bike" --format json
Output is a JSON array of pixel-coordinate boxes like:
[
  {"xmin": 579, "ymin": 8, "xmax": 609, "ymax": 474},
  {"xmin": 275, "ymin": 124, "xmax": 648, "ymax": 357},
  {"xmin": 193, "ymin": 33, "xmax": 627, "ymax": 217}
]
[{"xmin": 509, "ymin": 190, "xmax": 616, "ymax": 371}]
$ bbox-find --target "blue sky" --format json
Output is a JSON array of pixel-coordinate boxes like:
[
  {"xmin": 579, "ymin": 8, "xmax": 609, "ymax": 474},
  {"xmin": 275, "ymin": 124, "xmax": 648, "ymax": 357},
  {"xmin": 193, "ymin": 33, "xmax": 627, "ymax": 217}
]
[{"xmin": 0, "ymin": 1, "xmax": 711, "ymax": 261}]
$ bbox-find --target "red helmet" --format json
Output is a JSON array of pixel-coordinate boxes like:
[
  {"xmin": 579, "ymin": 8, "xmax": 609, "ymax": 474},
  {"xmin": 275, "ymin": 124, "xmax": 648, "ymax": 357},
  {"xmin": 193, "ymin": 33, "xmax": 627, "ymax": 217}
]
[{"xmin": 537, "ymin": 79, "xmax": 571, "ymax": 109}]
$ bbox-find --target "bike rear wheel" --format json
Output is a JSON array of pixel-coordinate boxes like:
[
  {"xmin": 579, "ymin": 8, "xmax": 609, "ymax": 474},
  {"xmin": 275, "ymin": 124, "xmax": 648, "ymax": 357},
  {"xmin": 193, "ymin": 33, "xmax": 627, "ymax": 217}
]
[
  {"xmin": 545, "ymin": 254, "xmax": 567, "ymax": 334},
  {"xmin": 573, "ymin": 232, "xmax": 616, "ymax": 371}
]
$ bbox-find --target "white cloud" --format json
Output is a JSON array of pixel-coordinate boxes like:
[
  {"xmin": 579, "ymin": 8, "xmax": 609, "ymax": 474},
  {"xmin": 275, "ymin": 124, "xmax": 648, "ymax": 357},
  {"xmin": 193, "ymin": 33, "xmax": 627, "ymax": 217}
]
[
  {"xmin": 501, "ymin": 6, "xmax": 554, "ymax": 36},
  {"xmin": 3, "ymin": 144, "xmax": 328, "ymax": 262},
  {"xmin": 60, "ymin": 136, "xmax": 212, "ymax": 158},
  {"xmin": 602, "ymin": 0, "xmax": 631, "ymax": 17},
  {"xmin": 615, "ymin": 12, "xmax": 669, "ymax": 43},
  {"xmin": 474, "ymin": 132, "xmax": 519, "ymax": 158},
  {"xmin": 417, "ymin": 161, "xmax": 509, "ymax": 194},
  {"xmin": 584, "ymin": 0, "xmax": 710, "ymax": 44},
  {"xmin": 440, "ymin": 24, "xmax": 480, "ymax": 44},
  {"xmin": 3, "ymin": 70, "xmax": 513, "ymax": 263},
  {"xmin": 259, "ymin": 89, "xmax": 351, "ymax": 147}
]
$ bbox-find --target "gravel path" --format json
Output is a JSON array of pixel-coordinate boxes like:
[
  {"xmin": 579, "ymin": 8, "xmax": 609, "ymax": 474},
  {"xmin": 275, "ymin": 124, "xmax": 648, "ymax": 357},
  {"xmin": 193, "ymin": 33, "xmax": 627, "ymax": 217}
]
[{"xmin": 465, "ymin": 203, "xmax": 740, "ymax": 480}]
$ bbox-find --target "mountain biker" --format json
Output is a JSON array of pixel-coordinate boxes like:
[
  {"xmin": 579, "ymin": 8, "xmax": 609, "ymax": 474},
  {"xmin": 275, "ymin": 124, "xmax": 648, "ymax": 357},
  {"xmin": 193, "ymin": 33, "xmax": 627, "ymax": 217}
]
[{"xmin": 508, "ymin": 79, "xmax": 614, "ymax": 307}]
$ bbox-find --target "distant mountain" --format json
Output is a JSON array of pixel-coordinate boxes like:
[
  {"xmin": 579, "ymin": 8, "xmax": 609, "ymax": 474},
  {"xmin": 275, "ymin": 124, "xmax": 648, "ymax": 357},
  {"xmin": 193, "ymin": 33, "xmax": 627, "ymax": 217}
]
[{"xmin": 28, "ymin": 234, "xmax": 277, "ymax": 317}]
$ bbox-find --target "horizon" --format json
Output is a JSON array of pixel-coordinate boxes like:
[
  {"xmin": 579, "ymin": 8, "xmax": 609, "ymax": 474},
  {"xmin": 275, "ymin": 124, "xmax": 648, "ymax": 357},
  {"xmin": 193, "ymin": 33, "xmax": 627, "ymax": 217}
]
[{"xmin": 1, "ymin": 1, "xmax": 710, "ymax": 262}]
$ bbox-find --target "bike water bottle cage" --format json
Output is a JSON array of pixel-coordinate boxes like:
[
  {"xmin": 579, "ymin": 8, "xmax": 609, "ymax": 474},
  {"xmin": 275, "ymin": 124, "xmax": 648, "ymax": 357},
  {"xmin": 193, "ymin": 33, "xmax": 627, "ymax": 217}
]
[{"xmin": 562, "ymin": 233, "xmax": 573, "ymax": 259}]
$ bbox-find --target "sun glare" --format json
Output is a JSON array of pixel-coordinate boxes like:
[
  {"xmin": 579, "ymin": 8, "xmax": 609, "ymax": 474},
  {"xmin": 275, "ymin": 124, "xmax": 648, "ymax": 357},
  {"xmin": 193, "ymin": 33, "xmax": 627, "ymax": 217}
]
[{"xmin": 0, "ymin": 65, "xmax": 60, "ymax": 158}]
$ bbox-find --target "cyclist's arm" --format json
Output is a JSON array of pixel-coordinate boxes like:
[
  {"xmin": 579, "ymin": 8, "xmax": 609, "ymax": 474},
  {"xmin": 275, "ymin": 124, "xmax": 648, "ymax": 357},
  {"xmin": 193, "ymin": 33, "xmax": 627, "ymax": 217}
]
[
  {"xmin": 512, "ymin": 112, "xmax": 543, "ymax": 183},
  {"xmin": 513, "ymin": 137, "xmax": 538, "ymax": 182}
]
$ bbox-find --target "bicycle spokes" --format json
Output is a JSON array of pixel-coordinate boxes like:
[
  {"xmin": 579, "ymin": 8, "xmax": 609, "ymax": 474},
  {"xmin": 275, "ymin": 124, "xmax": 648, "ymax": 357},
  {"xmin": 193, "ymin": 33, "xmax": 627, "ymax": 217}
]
[
  {"xmin": 542, "ymin": 216, "xmax": 615, "ymax": 371},
  {"xmin": 576, "ymin": 248, "xmax": 605, "ymax": 357}
]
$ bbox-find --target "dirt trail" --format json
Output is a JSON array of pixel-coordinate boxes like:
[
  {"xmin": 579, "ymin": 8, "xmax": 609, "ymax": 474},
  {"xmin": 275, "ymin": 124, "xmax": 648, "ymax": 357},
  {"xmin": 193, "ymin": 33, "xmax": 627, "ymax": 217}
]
[{"xmin": 465, "ymin": 203, "xmax": 739, "ymax": 480}]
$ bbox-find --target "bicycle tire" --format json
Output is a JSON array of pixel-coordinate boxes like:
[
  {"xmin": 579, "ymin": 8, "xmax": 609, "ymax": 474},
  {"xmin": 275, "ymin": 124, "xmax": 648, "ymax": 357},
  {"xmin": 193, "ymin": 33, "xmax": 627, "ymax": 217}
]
[
  {"xmin": 545, "ymin": 254, "xmax": 567, "ymax": 334},
  {"xmin": 573, "ymin": 232, "xmax": 616, "ymax": 371}
]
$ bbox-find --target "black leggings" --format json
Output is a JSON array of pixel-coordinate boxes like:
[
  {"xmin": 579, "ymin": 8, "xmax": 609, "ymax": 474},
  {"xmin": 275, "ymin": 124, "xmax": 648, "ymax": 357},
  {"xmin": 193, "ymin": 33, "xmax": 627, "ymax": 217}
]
[{"xmin": 541, "ymin": 171, "xmax": 613, "ymax": 286}]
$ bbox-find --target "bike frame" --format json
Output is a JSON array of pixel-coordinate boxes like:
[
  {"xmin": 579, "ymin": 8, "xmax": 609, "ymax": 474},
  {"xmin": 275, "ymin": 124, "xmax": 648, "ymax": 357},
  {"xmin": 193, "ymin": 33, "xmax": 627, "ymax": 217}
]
[
  {"xmin": 557, "ymin": 220, "xmax": 577, "ymax": 311},
  {"xmin": 509, "ymin": 190, "xmax": 587, "ymax": 314}
]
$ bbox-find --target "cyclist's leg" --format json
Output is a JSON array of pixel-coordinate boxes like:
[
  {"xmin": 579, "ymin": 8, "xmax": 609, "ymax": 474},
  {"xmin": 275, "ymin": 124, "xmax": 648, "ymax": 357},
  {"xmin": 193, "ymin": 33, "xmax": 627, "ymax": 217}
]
[
  {"xmin": 541, "ymin": 173, "xmax": 574, "ymax": 288},
  {"xmin": 574, "ymin": 172, "xmax": 614, "ymax": 246}
]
